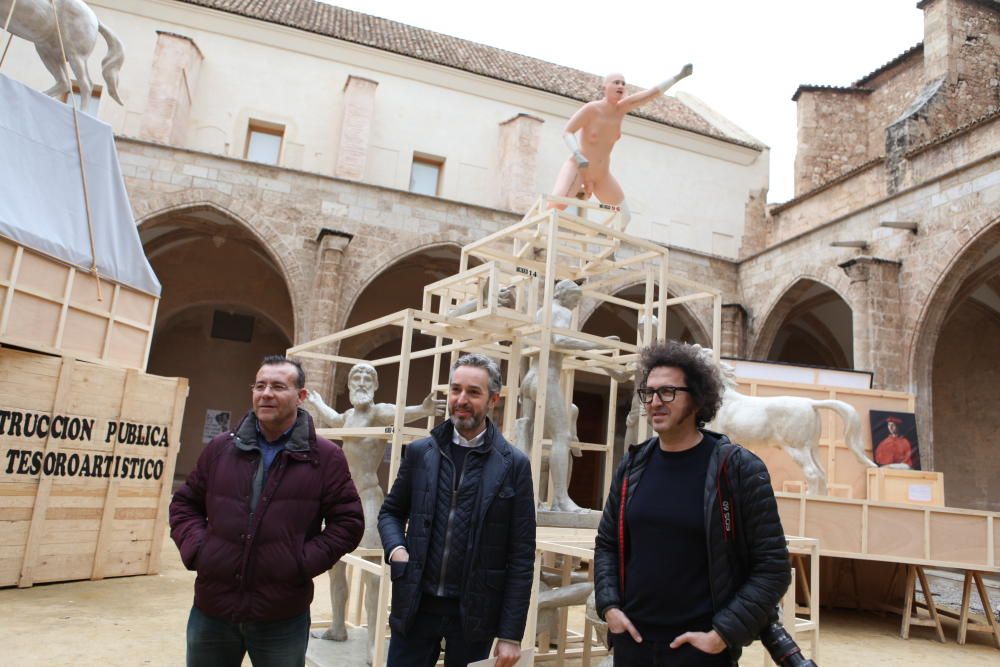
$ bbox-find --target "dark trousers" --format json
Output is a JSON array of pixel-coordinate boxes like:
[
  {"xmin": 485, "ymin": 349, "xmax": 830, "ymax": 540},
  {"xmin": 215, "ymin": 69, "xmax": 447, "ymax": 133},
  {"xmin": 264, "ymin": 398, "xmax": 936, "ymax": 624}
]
[
  {"xmin": 611, "ymin": 632, "xmax": 732, "ymax": 667},
  {"xmin": 186, "ymin": 606, "xmax": 310, "ymax": 667},
  {"xmin": 386, "ymin": 599, "xmax": 493, "ymax": 667}
]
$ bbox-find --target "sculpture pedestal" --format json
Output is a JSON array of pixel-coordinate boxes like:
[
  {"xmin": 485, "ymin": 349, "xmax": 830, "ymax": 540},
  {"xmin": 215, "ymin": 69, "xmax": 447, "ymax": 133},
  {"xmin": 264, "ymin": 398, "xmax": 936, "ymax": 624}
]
[
  {"xmin": 537, "ymin": 508, "xmax": 601, "ymax": 529},
  {"xmin": 307, "ymin": 626, "xmax": 377, "ymax": 667}
]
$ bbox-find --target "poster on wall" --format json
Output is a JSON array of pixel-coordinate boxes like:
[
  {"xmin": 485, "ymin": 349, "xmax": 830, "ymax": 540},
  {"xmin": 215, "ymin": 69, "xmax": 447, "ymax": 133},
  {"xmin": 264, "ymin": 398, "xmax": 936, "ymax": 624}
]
[
  {"xmin": 202, "ymin": 410, "xmax": 231, "ymax": 444},
  {"xmin": 869, "ymin": 410, "xmax": 920, "ymax": 469}
]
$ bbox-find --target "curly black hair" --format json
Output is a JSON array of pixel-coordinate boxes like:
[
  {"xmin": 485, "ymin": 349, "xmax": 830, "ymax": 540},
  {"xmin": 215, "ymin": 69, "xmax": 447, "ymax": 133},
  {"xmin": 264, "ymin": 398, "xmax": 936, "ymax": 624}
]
[{"xmin": 638, "ymin": 340, "xmax": 723, "ymax": 426}]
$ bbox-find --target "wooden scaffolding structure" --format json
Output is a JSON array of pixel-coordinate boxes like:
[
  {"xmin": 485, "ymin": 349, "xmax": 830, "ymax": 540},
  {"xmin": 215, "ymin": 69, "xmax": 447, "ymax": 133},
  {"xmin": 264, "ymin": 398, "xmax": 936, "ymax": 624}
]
[{"xmin": 287, "ymin": 196, "xmax": 724, "ymax": 665}]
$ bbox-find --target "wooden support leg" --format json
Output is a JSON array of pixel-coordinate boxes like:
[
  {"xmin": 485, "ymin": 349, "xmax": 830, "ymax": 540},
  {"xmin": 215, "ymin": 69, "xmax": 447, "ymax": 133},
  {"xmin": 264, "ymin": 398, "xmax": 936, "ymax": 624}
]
[
  {"xmin": 900, "ymin": 565, "xmax": 946, "ymax": 642},
  {"xmin": 958, "ymin": 570, "xmax": 1000, "ymax": 649},
  {"xmin": 791, "ymin": 554, "xmax": 811, "ymax": 615},
  {"xmin": 900, "ymin": 565, "xmax": 916, "ymax": 639},
  {"xmin": 915, "ymin": 566, "xmax": 946, "ymax": 643}
]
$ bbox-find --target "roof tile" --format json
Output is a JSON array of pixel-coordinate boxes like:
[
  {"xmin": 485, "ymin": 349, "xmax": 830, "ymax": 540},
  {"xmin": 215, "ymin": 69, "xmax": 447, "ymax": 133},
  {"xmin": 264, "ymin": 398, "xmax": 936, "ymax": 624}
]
[{"xmin": 174, "ymin": 0, "xmax": 759, "ymax": 149}]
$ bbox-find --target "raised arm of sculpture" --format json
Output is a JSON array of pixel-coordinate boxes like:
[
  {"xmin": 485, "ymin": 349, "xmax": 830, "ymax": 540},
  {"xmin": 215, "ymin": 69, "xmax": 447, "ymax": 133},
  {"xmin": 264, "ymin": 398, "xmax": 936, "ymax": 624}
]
[
  {"xmin": 618, "ymin": 63, "xmax": 693, "ymax": 113},
  {"xmin": 306, "ymin": 389, "xmax": 347, "ymax": 427}
]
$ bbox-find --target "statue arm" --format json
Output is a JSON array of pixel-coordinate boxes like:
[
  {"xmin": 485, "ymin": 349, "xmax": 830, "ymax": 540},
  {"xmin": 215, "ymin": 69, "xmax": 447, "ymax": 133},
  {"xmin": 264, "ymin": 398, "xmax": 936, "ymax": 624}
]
[
  {"xmin": 562, "ymin": 105, "xmax": 594, "ymax": 168},
  {"xmin": 403, "ymin": 393, "xmax": 446, "ymax": 422},
  {"xmin": 550, "ymin": 310, "xmax": 619, "ymax": 351},
  {"xmin": 370, "ymin": 394, "xmax": 446, "ymax": 426},
  {"xmin": 620, "ymin": 63, "xmax": 693, "ymax": 113},
  {"xmin": 305, "ymin": 390, "xmax": 346, "ymax": 427}
]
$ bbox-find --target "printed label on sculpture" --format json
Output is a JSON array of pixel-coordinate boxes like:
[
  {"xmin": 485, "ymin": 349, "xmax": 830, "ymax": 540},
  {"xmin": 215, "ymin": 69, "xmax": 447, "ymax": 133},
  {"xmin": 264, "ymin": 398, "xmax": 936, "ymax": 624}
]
[{"xmin": 0, "ymin": 407, "xmax": 170, "ymax": 481}]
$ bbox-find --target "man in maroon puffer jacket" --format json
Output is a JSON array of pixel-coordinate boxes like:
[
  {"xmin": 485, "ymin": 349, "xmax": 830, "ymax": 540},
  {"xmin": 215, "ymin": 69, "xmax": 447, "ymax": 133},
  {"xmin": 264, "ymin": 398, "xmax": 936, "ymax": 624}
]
[{"xmin": 170, "ymin": 355, "xmax": 363, "ymax": 667}]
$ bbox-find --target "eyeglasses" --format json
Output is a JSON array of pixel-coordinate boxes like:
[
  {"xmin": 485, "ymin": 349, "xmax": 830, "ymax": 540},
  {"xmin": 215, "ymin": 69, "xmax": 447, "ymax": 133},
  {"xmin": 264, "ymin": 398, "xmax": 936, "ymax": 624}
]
[
  {"xmin": 250, "ymin": 382, "xmax": 294, "ymax": 393},
  {"xmin": 636, "ymin": 385, "xmax": 691, "ymax": 404}
]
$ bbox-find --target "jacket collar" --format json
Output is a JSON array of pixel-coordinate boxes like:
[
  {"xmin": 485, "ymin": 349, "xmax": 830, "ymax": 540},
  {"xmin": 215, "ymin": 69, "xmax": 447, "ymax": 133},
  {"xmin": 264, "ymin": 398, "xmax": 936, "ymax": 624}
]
[
  {"xmin": 233, "ymin": 408, "xmax": 314, "ymax": 454},
  {"xmin": 628, "ymin": 427, "xmax": 730, "ymax": 459},
  {"xmin": 430, "ymin": 417, "xmax": 500, "ymax": 453}
]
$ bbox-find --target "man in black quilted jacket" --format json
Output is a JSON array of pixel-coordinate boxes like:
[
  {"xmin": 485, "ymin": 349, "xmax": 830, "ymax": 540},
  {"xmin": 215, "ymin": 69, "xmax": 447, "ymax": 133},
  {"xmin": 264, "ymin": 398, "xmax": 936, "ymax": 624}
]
[
  {"xmin": 594, "ymin": 341, "xmax": 790, "ymax": 666},
  {"xmin": 378, "ymin": 353, "xmax": 535, "ymax": 667}
]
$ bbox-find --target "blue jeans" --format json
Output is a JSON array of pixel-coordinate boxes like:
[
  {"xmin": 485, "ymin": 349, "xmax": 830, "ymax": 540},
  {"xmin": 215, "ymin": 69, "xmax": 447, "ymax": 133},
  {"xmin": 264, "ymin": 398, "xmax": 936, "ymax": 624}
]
[
  {"xmin": 386, "ymin": 605, "xmax": 493, "ymax": 667},
  {"xmin": 186, "ymin": 606, "xmax": 310, "ymax": 667}
]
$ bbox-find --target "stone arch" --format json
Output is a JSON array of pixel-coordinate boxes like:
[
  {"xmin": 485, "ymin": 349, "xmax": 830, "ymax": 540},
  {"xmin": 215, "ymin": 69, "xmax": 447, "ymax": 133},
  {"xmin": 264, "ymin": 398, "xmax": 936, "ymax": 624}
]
[
  {"xmin": 335, "ymin": 239, "xmax": 467, "ymax": 334},
  {"xmin": 135, "ymin": 191, "xmax": 306, "ymax": 336},
  {"xmin": 579, "ymin": 281, "xmax": 711, "ymax": 346},
  {"xmin": 909, "ymin": 217, "xmax": 1000, "ymax": 506},
  {"xmin": 325, "ymin": 241, "xmax": 468, "ymax": 407},
  {"xmin": 751, "ymin": 276, "xmax": 854, "ymax": 368},
  {"xmin": 139, "ymin": 200, "xmax": 298, "ymax": 480}
]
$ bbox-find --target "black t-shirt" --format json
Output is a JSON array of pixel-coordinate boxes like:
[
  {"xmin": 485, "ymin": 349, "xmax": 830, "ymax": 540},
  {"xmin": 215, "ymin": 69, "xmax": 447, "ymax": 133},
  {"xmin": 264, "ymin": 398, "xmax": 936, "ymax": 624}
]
[{"xmin": 623, "ymin": 434, "xmax": 717, "ymax": 640}]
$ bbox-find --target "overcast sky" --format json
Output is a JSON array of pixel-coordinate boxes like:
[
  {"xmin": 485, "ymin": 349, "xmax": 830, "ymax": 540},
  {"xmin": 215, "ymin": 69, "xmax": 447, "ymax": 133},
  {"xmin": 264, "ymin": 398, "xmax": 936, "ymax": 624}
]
[{"xmin": 324, "ymin": 0, "xmax": 925, "ymax": 203}]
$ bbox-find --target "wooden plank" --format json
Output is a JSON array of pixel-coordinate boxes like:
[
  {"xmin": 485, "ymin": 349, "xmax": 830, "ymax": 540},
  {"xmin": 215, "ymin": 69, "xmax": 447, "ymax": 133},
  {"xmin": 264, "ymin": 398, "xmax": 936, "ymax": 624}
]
[
  {"xmin": 92, "ymin": 369, "xmax": 139, "ymax": 580},
  {"xmin": 18, "ymin": 356, "xmax": 75, "ymax": 587},
  {"xmin": 0, "ymin": 245, "xmax": 23, "ymax": 336},
  {"xmin": 147, "ymin": 377, "xmax": 189, "ymax": 574}
]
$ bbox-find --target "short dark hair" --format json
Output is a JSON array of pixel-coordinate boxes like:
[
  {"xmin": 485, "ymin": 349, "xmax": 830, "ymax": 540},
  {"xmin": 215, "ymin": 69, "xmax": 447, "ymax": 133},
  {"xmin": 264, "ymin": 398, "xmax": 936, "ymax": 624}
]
[
  {"xmin": 638, "ymin": 341, "xmax": 723, "ymax": 426},
  {"xmin": 260, "ymin": 355, "xmax": 305, "ymax": 389},
  {"xmin": 451, "ymin": 353, "xmax": 503, "ymax": 396}
]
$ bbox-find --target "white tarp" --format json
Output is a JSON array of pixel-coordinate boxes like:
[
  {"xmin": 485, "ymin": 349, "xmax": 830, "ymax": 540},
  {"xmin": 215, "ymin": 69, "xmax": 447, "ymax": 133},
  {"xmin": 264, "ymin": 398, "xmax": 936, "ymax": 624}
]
[{"xmin": 0, "ymin": 73, "xmax": 161, "ymax": 296}]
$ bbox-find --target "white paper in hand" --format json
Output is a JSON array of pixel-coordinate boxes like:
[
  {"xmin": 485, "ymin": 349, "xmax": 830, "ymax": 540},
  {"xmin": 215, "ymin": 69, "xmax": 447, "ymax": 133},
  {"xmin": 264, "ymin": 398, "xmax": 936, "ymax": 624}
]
[{"xmin": 467, "ymin": 648, "xmax": 533, "ymax": 667}]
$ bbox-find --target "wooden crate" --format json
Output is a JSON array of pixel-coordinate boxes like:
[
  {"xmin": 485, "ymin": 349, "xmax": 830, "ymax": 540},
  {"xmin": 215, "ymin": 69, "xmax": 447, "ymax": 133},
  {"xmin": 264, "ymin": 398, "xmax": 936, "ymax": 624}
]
[
  {"xmin": 0, "ymin": 347, "xmax": 188, "ymax": 587},
  {"xmin": 0, "ymin": 235, "xmax": 158, "ymax": 371},
  {"xmin": 776, "ymin": 493, "xmax": 999, "ymax": 572},
  {"xmin": 867, "ymin": 468, "xmax": 945, "ymax": 506}
]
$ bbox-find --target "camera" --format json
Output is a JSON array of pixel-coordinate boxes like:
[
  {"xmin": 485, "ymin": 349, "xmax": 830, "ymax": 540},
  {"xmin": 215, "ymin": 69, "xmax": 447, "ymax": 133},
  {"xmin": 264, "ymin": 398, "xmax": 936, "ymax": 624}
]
[{"xmin": 758, "ymin": 623, "xmax": 817, "ymax": 666}]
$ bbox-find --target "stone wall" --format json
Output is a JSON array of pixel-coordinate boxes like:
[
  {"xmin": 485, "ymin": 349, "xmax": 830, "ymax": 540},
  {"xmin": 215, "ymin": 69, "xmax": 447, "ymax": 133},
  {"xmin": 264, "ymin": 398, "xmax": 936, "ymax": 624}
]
[
  {"xmin": 739, "ymin": 140, "xmax": 999, "ymax": 392},
  {"xmin": 118, "ymin": 135, "xmax": 735, "ymax": 357},
  {"xmin": 793, "ymin": 90, "xmax": 873, "ymax": 196},
  {"xmin": 790, "ymin": 0, "xmax": 997, "ymax": 201},
  {"xmin": 931, "ymin": 299, "xmax": 1000, "ymax": 510},
  {"xmin": 758, "ymin": 117, "xmax": 997, "ymax": 247}
]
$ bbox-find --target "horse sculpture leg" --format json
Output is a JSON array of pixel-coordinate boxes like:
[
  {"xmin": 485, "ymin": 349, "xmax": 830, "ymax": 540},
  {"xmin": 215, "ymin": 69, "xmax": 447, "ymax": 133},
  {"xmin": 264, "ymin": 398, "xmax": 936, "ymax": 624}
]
[
  {"xmin": 37, "ymin": 45, "xmax": 72, "ymax": 99},
  {"xmin": 782, "ymin": 445, "xmax": 828, "ymax": 495}
]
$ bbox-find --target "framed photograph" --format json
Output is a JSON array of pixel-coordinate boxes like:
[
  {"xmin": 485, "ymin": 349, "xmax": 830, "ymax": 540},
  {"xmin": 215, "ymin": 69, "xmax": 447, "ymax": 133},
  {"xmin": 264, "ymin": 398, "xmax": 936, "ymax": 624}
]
[{"xmin": 869, "ymin": 410, "xmax": 920, "ymax": 470}]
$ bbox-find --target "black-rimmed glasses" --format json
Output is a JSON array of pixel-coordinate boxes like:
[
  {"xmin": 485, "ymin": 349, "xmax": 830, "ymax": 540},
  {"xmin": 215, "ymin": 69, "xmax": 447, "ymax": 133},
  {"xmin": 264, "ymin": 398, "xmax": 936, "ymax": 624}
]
[{"xmin": 636, "ymin": 385, "xmax": 691, "ymax": 404}]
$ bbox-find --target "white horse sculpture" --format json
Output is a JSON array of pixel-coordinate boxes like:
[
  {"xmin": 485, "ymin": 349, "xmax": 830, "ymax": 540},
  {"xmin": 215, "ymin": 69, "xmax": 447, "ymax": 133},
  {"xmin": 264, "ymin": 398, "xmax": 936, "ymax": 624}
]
[
  {"xmin": 696, "ymin": 346, "xmax": 877, "ymax": 495},
  {"xmin": 1, "ymin": 0, "xmax": 124, "ymax": 106}
]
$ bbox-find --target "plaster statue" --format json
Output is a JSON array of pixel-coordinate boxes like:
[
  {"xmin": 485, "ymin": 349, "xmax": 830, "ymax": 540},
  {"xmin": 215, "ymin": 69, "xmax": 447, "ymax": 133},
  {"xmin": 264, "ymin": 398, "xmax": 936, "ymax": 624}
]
[
  {"xmin": 536, "ymin": 578, "xmax": 593, "ymax": 641},
  {"xmin": 447, "ymin": 280, "xmax": 516, "ymax": 317},
  {"xmin": 549, "ymin": 64, "xmax": 692, "ymax": 230},
  {"xmin": 306, "ymin": 363, "xmax": 444, "ymax": 660},
  {"xmin": 517, "ymin": 279, "xmax": 619, "ymax": 512},
  {"xmin": 584, "ymin": 591, "xmax": 615, "ymax": 667},
  {"xmin": 1, "ymin": 0, "xmax": 124, "ymax": 107},
  {"xmin": 623, "ymin": 314, "xmax": 659, "ymax": 448},
  {"xmin": 695, "ymin": 346, "xmax": 877, "ymax": 495}
]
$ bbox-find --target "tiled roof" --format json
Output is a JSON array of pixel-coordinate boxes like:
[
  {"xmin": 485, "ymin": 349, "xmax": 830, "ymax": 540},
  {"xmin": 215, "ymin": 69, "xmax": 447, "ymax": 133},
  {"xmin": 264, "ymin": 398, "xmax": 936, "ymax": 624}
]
[
  {"xmin": 791, "ymin": 85, "xmax": 872, "ymax": 102},
  {"xmin": 853, "ymin": 42, "xmax": 923, "ymax": 87},
  {"xmin": 174, "ymin": 0, "xmax": 761, "ymax": 150}
]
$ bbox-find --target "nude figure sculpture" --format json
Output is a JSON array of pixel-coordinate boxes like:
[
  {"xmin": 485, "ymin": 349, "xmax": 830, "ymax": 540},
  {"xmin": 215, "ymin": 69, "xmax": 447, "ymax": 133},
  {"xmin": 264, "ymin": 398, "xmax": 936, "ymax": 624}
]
[
  {"xmin": 550, "ymin": 64, "xmax": 693, "ymax": 229},
  {"xmin": 306, "ymin": 363, "xmax": 444, "ymax": 660},
  {"xmin": 517, "ymin": 279, "xmax": 619, "ymax": 512}
]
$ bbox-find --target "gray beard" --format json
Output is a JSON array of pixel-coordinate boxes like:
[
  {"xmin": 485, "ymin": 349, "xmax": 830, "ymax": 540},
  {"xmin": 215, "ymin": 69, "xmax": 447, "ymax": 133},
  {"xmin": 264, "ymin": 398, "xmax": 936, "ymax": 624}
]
[
  {"xmin": 350, "ymin": 389, "xmax": 374, "ymax": 408},
  {"xmin": 451, "ymin": 413, "xmax": 480, "ymax": 433}
]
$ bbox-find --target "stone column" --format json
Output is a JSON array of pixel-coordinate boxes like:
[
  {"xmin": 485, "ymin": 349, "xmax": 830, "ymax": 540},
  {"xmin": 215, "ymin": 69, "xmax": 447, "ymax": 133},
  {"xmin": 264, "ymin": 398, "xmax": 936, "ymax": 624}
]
[
  {"xmin": 921, "ymin": 0, "xmax": 960, "ymax": 86},
  {"xmin": 334, "ymin": 76, "xmax": 379, "ymax": 180},
  {"xmin": 497, "ymin": 113, "xmax": 544, "ymax": 213},
  {"xmin": 720, "ymin": 304, "xmax": 748, "ymax": 358},
  {"xmin": 301, "ymin": 229, "xmax": 353, "ymax": 397},
  {"xmin": 839, "ymin": 256, "xmax": 904, "ymax": 390},
  {"xmin": 139, "ymin": 32, "xmax": 203, "ymax": 145}
]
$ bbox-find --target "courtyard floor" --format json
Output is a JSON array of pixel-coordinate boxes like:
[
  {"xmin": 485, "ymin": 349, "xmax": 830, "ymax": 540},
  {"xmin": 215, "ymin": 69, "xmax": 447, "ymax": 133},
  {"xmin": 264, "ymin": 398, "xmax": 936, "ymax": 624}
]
[{"xmin": 2, "ymin": 534, "xmax": 998, "ymax": 666}]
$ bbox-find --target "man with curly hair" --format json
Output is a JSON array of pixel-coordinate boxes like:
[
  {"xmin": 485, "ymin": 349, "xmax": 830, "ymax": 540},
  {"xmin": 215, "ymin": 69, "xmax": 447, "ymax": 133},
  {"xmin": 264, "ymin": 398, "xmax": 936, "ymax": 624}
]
[{"xmin": 594, "ymin": 341, "xmax": 790, "ymax": 666}]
